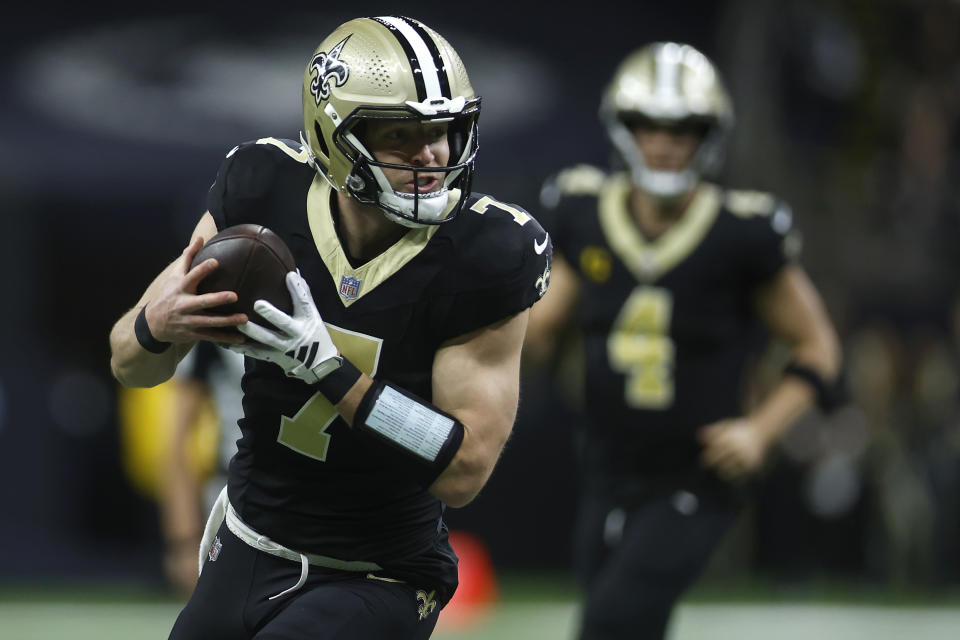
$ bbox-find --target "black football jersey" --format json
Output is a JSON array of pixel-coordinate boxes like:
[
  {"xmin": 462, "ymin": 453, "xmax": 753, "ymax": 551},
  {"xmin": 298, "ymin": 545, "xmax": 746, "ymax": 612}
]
[
  {"xmin": 206, "ymin": 137, "xmax": 551, "ymax": 600},
  {"xmin": 542, "ymin": 167, "xmax": 799, "ymax": 485}
]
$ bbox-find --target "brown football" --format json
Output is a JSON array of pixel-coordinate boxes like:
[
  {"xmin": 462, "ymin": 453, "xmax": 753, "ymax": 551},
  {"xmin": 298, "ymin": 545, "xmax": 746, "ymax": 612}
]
[{"xmin": 190, "ymin": 224, "xmax": 296, "ymax": 328}]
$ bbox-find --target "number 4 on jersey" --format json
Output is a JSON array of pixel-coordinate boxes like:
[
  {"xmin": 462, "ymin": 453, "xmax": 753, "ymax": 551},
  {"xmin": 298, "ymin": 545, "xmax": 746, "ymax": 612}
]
[{"xmin": 607, "ymin": 286, "xmax": 675, "ymax": 409}]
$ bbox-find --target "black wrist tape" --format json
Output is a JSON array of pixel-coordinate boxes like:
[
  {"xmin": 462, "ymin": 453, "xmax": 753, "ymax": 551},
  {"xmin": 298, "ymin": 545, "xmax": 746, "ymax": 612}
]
[
  {"xmin": 315, "ymin": 357, "xmax": 363, "ymax": 404},
  {"xmin": 784, "ymin": 362, "xmax": 841, "ymax": 412},
  {"xmin": 135, "ymin": 306, "xmax": 171, "ymax": 354},
  {"xmin": 353, "ymin": 380, "xmax": 465, "ymax": 488}
]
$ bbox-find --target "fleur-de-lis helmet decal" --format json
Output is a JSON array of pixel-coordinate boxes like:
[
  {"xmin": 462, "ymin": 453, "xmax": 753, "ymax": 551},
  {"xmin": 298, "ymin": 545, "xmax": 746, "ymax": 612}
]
[{"xmin": 308, "ymin": 36, "xmax": 351, "ymax": 105}]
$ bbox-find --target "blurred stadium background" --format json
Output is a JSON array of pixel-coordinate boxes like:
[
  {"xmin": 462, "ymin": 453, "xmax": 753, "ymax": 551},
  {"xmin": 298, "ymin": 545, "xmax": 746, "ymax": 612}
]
[{"xmin": 2, "ymin": 0, "xmax": 960, "ymax": 637}]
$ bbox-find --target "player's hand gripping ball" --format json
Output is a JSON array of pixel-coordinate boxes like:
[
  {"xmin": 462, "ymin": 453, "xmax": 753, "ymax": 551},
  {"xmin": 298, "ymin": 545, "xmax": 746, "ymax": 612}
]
[{"xmin": 190, "ymin": 224, "xmax": 296, "ymax": 330}]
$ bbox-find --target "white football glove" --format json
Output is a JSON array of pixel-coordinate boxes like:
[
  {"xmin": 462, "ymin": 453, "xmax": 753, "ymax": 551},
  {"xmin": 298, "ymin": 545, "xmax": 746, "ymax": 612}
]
[{"xmin": 234, "ymin": 271, "xmax": 342, "ymax": 384}]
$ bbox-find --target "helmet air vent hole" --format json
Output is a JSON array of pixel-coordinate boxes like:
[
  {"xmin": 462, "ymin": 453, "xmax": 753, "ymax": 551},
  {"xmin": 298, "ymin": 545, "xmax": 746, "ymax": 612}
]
[{"xmin": 314, "ymin": 121, "xmax": 329, "ymax": 157}]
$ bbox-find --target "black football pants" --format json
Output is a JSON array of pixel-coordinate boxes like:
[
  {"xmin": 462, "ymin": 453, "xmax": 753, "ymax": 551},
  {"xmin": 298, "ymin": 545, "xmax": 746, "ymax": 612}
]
[
  {"xmin": 169, "ymin": 522, "xmax": 440, "ymax": 640},
  {"xmin": 574, "ymin": 486, "xmax": 742, "ymax": 640}
]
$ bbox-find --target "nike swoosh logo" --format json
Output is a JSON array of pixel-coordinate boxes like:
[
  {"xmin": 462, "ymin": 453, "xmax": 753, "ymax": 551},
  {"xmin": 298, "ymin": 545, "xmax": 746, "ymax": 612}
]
[{"xmin": 534, "ymin": 234, "xmax": 549, "ymax": 255}]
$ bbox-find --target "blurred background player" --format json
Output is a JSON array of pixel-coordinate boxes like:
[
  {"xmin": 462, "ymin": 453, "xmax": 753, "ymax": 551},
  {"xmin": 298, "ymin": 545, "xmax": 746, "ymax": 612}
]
[
  {"xmin": 528, "ymin": 42, "xmax": 842, "ymax": 640},
  {"xmin": 158, "ymin": 341, "xmax": 243, "ymax": 598},
  {"xmin": 109, "ymin": 15, "xmax": 551, "ymax": 640}
]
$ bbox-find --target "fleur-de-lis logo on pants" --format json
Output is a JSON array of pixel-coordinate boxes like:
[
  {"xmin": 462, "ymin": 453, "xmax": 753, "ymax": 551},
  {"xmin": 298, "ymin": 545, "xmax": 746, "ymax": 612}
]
[
  {"xmin": 309, "ymin": 35, "xmax": 351, "ymax": 104},
  {"xmin": 416, "ymin": 589, "xmax": 437, "ymax": 621}
]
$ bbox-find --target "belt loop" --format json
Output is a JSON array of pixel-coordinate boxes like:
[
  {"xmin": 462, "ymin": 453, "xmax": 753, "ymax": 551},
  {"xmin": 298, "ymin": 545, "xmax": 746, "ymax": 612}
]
[{"xmin": 268, "ymin": 553, "xmax": 310, "ymax": 600}]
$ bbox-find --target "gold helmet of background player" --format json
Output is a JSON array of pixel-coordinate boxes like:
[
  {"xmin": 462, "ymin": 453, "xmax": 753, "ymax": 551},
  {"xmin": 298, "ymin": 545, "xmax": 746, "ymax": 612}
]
[
  {"xmin": 600, "ymin": 42, "xmax": 733, "ymax": 199},
  {"xmin": 301, "ymin": 16, "xmax": 480, "ymax": 228}
]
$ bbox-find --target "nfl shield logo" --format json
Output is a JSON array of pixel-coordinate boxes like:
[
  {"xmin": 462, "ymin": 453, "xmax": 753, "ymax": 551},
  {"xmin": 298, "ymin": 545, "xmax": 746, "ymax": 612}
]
[
  {"xmin": 339, "ymin": 275, "xmax": 361, "ymax": 300},
  {"xmin": 208, "ymin": 536, "xmax": 222, "ymax": 562}
]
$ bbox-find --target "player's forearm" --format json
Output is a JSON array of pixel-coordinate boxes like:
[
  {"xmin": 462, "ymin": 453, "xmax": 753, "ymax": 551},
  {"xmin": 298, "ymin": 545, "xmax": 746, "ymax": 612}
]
[
  {"xmin": 331, "ymin": 373, "xmax": 373, "ymax": 425},
  {"xmin": 750, "ymin": 326, "xmax": 842, "ymax": 448},
  {"xmin": 109, "ymin": 307, "xmax": 183, "ymax": 388},
  {"xmin": 333, "ymin": 373, "xmax": 512, "ymax": 507},
  {"xmin": 747, "ymin": 376, "xmax": 816, "ymax": 448},
  {"xmin": 427, "ymin": 413, "xmax": 511, "ymax": 507},
  {"xmin": 425, "ymin": 372, "xmax": 517, "ymax": 507}
]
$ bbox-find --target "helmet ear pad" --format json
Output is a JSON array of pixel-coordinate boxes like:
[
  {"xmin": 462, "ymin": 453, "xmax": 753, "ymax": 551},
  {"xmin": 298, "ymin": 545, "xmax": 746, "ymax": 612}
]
[
  {"xmin": 346, "ymin": 160, "xmax": 379, "ymax": 202},
  {"xmin": 339, "ymin": 119, "xmax": 378, "ymax": 201}
]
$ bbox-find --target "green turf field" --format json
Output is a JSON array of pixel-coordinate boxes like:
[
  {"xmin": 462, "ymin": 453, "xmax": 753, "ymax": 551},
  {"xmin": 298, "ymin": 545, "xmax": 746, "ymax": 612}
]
[
  {"xmin": 3, "ymin": 599, "xmax": 960, "ymax": 639},
  {"xmin": 2, "ymin": 578, "xmax": 959, "ymax": 640}
]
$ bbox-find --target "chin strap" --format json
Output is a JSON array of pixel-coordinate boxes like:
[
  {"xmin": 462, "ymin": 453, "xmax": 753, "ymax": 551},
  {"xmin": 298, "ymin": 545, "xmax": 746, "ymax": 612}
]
[
  {"xmin": 378, "ymin": 187, "xmax": 451, "ymax": 226},
  {"xmin": 633, "ymin": 166, "xmax": 697, "ymax": 199}
]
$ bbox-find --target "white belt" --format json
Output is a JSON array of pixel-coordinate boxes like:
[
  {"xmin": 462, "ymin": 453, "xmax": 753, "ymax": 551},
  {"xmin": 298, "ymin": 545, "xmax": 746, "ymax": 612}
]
[{"xmin": 199, "ymin": 485, "xmax": 382, "ymax": 600}]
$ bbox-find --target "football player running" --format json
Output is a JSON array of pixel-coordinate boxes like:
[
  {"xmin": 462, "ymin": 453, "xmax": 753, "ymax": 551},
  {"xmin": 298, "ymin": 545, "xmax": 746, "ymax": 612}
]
[
  {"xmin": 528, "ymin": 43, "xmax": 841, "ymax": 640},
  {"xmin": 110, "ymin": 16, "xmax": 551, "ymax": 640}
]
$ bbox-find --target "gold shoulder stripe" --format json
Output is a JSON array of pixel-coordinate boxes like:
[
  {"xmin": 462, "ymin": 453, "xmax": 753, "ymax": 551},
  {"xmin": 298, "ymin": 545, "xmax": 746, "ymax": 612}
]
[
  {"xmin": 541, "ymin": 164, "xmax": 607, "ymax": 209},
  {"xmin": 725, "ymin": 189, "xmax": 777, "ymax": 218},
  {"xmin": 554, "ymin": 164, "xmax": 607, "ymax": 196},
  {"xmin": 598, "ymin": 174, "xmax": 721, "ymax": 282},
  {"xmin": 305, "ymin": 176, "xmax": 441, "ymax": 307},
  {"xmin": 256, "ymin": 137, "xmax": 311, "ymax": 164}
]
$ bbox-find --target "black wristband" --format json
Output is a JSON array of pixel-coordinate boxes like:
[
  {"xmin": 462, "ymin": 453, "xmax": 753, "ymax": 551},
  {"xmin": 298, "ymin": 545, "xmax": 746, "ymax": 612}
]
[
  {"xmin": 353, "ymin": 380, "xmax": 465, "ymax": 488},
  {"xmin": 783, "ymin": 362, "xmax": 840, "ymax": 412},
  {"xmin": 315, "ymin": 357, "xmax": 363, "ymax": 404},
  {"xmin": 134, "ymin": 306, "xmax": 171, "ymax": 354}
]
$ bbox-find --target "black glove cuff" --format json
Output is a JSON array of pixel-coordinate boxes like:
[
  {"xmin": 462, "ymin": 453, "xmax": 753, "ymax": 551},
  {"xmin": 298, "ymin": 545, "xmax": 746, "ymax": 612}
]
[
  {"xmin": 315, "ymin": 357, "xmax": 362, "ymax": 404},
  {"xmin": 134, "ymin": 306, "xmax": 171, "ymax": 354}
]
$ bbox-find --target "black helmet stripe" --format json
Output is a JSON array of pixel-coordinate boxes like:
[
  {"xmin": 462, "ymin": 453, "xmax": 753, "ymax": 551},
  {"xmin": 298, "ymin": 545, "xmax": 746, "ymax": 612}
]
[
  {"xmin": 371, "ymin": 16, "xmax": 450, "ymax": 101},
  {"xmin": 400, "ymin": 17, "xmax": 451, "ymax": 99}
]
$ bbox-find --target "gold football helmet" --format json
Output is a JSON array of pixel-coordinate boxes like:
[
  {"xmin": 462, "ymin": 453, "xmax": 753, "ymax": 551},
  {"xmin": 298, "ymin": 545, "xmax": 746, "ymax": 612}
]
[
  {"xmin": 600, "ymin": 42, "xmax": 733, "ymax": 199},
  {"xmin": 301, "ymin": 16, "xmax": 480, "ymax": 227}
]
